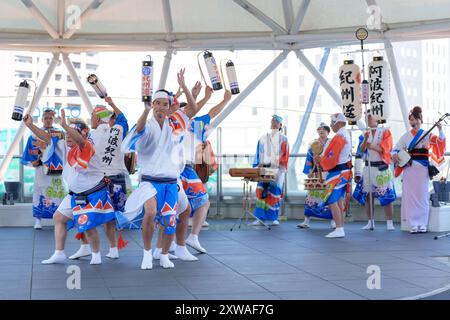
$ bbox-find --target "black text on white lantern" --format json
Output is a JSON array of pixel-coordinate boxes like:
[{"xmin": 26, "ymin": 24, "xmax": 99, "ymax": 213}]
[
  {"xmin": 203, "ymin": 51, "xmax": 223, "ymax": 91},
  {"xmin": 368, "ymin": 56, "xmax": 390, "ymax": 124},
  {"xmin": 225, "ymin": 60, "xmax": 240, "ymax": 95},
  {"xmin": 87, "ymin": 74, "xmax": 108, "ymax": 98},
  {"xmin": 12, "ymin": 80, "xmax": 30, "ymax": 121},
  {"xmin": 141, "ymin": 56, "xmax": 153, "ymax": 102},
  {"xmin": 339, "ymin": 60, "xmax": 362, "ymax": 125}
]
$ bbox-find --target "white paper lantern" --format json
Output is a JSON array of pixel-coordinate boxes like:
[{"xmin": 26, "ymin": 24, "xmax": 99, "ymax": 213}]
[
  {"xmin": 339, "ymin": 60, "xmax": 362, "ymax": 125},
  {"xmin": 368, "ymin": 56, "xmax": 390, "ymax": 124}
]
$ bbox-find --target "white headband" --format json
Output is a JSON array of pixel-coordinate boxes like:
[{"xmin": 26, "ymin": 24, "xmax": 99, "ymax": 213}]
[{"xmin": 153, "ymin": 91, "xmax": 170, "ymax": 102}]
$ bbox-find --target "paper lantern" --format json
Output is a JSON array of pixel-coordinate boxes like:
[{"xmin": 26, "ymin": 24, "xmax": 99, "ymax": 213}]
[
  {"xmin": 339, "ymin": 60, "xmax": 362, "ymax": 125},
  {"xmin": 368, "ymin": 56, "xmax": 390, "ymax": 124}
]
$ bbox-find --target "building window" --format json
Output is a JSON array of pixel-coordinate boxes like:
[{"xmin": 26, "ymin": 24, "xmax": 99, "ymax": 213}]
[
  {"xmin": 299, "ymin": 95, "xmax": 305, "ymax": 107},
  {"xmin": 282, "ymin": 76, "xmax": 288, "ymax": 89},
  {"xmin": 55, "ymin": 74, "xmax": 62, "ymax": 81},
  {"xmin": 14, "ymin": 55, "xmax": 32, "ymax": 63},
  {"xmin": 15, "ymin": 70, "xmax": 32, "ymax": 78},
  {"xmin": 282, "ymin": 96, "xmax": 289, "ymax": 108},
  {"xmin": 72, "ymin": 62, "xmax": 81, "ymax": 69},
  {"xmin": 87, "ymin": 91, "xmax": 96, "ymax": 97},
  {"xmin": 55, "ymin": 88, "xmax": 62, "ymax": 96},
  {"xmin": 67, "ymin": 89, "xmax": 79, "ymax": 97},
  {"xmin": 86, "ymin": 64, "xmax": 98, "ymax": 71},
  {"xmin": 67, "ymin": 75, "xmax": 72, "ymax": 82},
  {"xmin": 252, "ymin": 107, "xmax": 257, "ymax": 116}
]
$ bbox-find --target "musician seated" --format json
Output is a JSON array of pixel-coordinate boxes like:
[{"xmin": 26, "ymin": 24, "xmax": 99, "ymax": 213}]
[{"xmin": 250, "ymin": 115, "xmax": 290, "ymax": 226}]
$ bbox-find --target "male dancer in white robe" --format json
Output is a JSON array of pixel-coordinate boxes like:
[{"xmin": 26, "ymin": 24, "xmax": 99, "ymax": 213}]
[
  {"xmin": 119, "ymin": 69, "xmax": 199, "ymax": 269},
  {"xmin": 22, "ymin": 109, "xmax": 65, "ymax": 229},
  {"xmin": 69, "ymin": 96, "xmax": 131, "ymax": 260}
]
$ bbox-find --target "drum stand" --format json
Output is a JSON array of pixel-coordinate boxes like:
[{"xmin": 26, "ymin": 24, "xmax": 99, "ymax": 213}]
[{"xmin": 230, "ymin": 178, "xmax": 271, "ymax": 231}]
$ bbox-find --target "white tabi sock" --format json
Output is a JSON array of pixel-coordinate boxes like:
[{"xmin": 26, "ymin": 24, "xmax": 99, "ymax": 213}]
[
  {"xmin": 106, "ymin": 247, "xmax": 119, "ymax": 259},
  {"xmin": 330, "ymin": 219, "xmax": 336, "ymax": 229},
  {"xmin": 153, "ymin": 247, "xmax": 178, "ymax": 260},
  {"xmin": 325, "ymin": 227, "xmax": 345, "ymax": 238},
  {"xmin": 362, "ymin": 220, "xmax": 375, "ymax": 230},
  {"xmin": 141, "ymin": 249, "xmax": 153, "ymax": 270},
  {"xmin": 34, "ymin": 218, "xmax": 42, "ymax": 230},
  {"xmin": 386, "ymin": 220, "xmax": 395, "ymax": 231},
  {"xmin": 69, "ymin": 244, "xmax": 92, "ymax": 259},
  {"xmin": 42, "ymin": 250, "xmax": 66, "ymax": 264},
  {"xmin": 160, "ymin": 253, "xmax": 175, "ymax": 269},
  {"xmin": 174, "ymin": 245, "xmax": 198, "ymax": 261},
  {"xmin": 90, "ymin": 251, "xmax": 102, "ymax": 265},
  {"xmin": 186, "ymin": 234, "xmax": 207, "ymax": 254}
]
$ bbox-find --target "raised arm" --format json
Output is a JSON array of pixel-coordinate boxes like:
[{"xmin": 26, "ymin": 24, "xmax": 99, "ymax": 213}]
[
  {"xmin": 136, "ymin": 102, "xmax": 152, "ymax": 133},
  {"xmin": 60, "ymin": 109, "xmax": 85, "ymax": 148},
  {"xmin": 177, "ymin": 68, "xmax": 199, "ymax": 119},
  {"xmin": 105, "ymin": 96, "xmax": 122, "ymax": 116},
  {"xmin": 208, "ymin": 89, "xmax": 231, "ymax": 119},
  {"xmin": 196, "ymin": 85, "xmax": 213, "ymax": 111},
  {"xmin": 23, "ymin": 114, "xmax": 51, "ymax": 144}
]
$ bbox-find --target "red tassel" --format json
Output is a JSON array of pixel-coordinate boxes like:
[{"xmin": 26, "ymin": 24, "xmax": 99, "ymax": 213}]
[
  {"xmin": 75, "ymin": 232, "xmax": 84, "ymax": 241},
  {"xmin": 117, "ymin": 230, "xmax": 128, "ymax": 250}
]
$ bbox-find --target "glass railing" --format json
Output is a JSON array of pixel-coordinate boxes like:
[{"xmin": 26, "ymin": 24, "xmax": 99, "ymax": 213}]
[{"xmin": 1, "ymin": 149, "xmax": 449, "ymax": 204}]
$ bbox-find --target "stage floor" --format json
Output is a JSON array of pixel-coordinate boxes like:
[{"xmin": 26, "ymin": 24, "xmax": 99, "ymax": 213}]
[{"xmin": 0, "ymin": 220, "xmax": 449, "ymax": 300}]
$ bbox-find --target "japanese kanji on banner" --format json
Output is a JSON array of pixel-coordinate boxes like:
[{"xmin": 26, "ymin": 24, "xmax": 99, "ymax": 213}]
[
  {"xmin": 368, "ymin": 56, "xmax": 390, "ymax": 124},
  {"xmin": 339, "ymin": 60, "xmax": 362, "ymax": 125}
]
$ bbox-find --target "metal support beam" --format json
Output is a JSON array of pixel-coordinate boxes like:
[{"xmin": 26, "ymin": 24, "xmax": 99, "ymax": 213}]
[
  {"xmin": 21, "ymin": 0, "xmax": 59, "ymax": 39},
  {"xmin": 290, "ymin": 48, "xmax": 330, "ymax": 167},
  {"xmin": 384, "ymin": 40, "xmax": 410, "ymax": 130},
  {"xmin": 209, "ymin": 50, "xmax": 290, "ymax": 132},
  {"xmin": 0, "ymin": 53, "xmax": 60, "ymax": 181},
  {"xmin": 282, "ymin": 0, "xmax": 294, "ymax": 31},
  {"xmin": 233, "ymin": 0, "xmax": 287, "ymax": 35},
  {"xmin": 158, "ymin": 49, "xmax": 173, "ymax": 90},
  {"xmin": 295, "ymin": 50, "xmax": 340, "ymax": 104},
  {"xmin": 62, "ymin": 54, "xmax": 94, "ymax": 113},
  {"xmin": 290, "ymin": 0, "xmax": 310, "ymax": 34},
  {"xmin": 63, "ymin": 0, "xmax": 105, "ymax": 39},
  {"xmin": 162, "ymin": 0, "xmax": 174, "ymax": 36},
  {"xmin": 57, "ymin": 0, "xmax": 66, "ymax": 37}
]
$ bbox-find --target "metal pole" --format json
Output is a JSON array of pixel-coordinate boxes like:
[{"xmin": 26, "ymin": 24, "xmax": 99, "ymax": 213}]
[
  {"xmin": 0, "ymin": 53, "xmax": 60, "ymax": 181},
  {"xmin": 158, "ymin": 49, "xmax": 173, "ymax": 90},
  {"xmin": 209, "ymin": 50, "xmax": 290, "ymax": 132},
  {"xmin": 384, "ymin": 40, "xmax": 410, "ymax": 130},
  {"xmin": 216, "ymin": 127, "xmax": 222, "ymax": 218},
  {"xmin": 19, "ymin": 139, "xmax": 25, "ymax": 203},
  {"xmin": 62, "ymin": 53, "xmax": 93, "ymax": 113},
  {"xmin": 360, "ymin": 37, "xmax": 374, "ymax": 229}
]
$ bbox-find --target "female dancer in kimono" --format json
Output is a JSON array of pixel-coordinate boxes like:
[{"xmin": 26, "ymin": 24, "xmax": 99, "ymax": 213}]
[
  {"xmin": 392, "ymin": 106, "xmax": 446, "ymax": 233},
  {"xmin": 297, "ymin": 122, "xmax": 335, "ymax": 229},
  {"xmin": 353, "ymin": 112, "xmax": 396, "ymax": 230},
  {"xmin": 22, "ymin": 109, "xmax": 66, "ymax": 229},
  {"xmin": 314, "ymin": 113, "xmax": 352, "ymax": 238},
  {"xmin": 24, "ymin": 110, "xmax": 115, "ymax": 265},
  {"xmin": 250, "ymin": 115, "xmax": 290, "ymax": 226}
]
